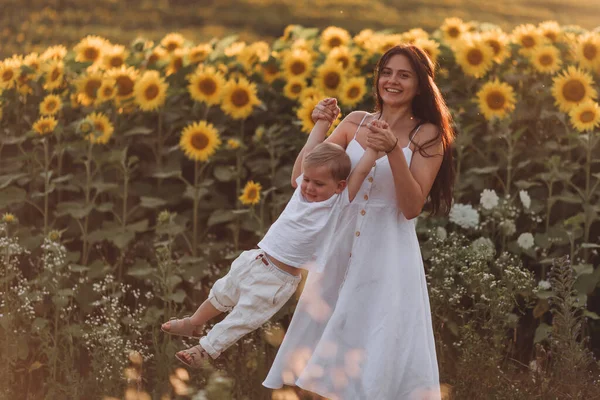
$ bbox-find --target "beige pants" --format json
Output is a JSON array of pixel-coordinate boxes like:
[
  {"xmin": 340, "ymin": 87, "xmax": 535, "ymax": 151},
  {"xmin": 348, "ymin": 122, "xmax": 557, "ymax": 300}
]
[{"xmin": 200, "ymin": 249, "xmax": 301, "ymax": 358}]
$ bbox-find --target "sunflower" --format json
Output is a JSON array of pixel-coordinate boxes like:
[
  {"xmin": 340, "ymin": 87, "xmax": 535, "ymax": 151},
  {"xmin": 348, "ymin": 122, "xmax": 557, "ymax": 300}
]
[
  {"xmin": 297, "ymin": 96, "xmax": 319, "ymax": 134},
  {"xmin": 512, "ymin": 24, "xmax": 547, "ymax": 56},
  {"xmin": 476, "ymin": 79, "xmax": 516, "ymax": 120},
  {"xmin": 315, "ymin": 61, "xmax": 346, "ymax": 96},
  {"xmin": 85, "ymin": 112, "xmax": 114, "ymax": 144},
  {"xmin": 74, "ymin": 35, "xmax": 108, "ymax": 65},
  {"xmin": 107, "ymin": 66, "xmax": 138, "ymax": 101},
  {"xmin": 454, "ymin": 38, "xmax": 494, "ymax": 78},
  {"xmin": 2, "ymin": 212, "xmax": 16, "ymax": 224},
  {"xmin": 161, "ymin": 33, "xmax": 185, "ymax": 52},
  {"xmin": 166, "ymin": 48, "xmax": 188, "ymax": 75},
  {"xmin": 224, "ymin": 41, "xmax": 246, "ymax": 58},
  {"xmin": 538, "ymin": 21, "xmax": 562, "ymax": 43},
  {"xmin": 574, "ymin": 33, "xmax": 600, "ymax": 71},
  {"xmin": 282, "ymin": 49, "xmax": 313, "ymax": 80},
  {"xmin": 377, "ymin": 34, "xmax": 405, "ymax": 54},
  {"xmin": 320, "ymin": 26, "xmax": 351, "ymax": 52},
  {"xmin": 147, "ymin": 46, "xmax": 168, "ymax": 66},
  {"xmin": 0, "ymin": 58, "xmax": 20, "ymax": 90},
  {"xmin": 96, "ymin": 78, "xmax": 117, "ymax": 103},
  {"xmin": 401, "ymin": 28, "xmax": 429, "ymax": 44},
  {"xmin": 32, "ymin": 116, "xmax": 57, "ymax": 135},
  {"xmin": 414, "ymin": 38, "xmax": 440, "ymax": 65},
  {"xmin": 299, "ymin": 87, "xmax": 326, "ymax": 103},
  {"xmin": 187, "ymin": 66, "xmax": 225, "ymax": 105},
  {"xmin": 260, "ymin": 61, "xmax": 280, "ymax": 84},
  {"xmin": 40, "ymin": 45, "xmax": 67, "ymax": 61},
  {"xmin": 530, "ymin": 45, "xmax": 562, "ymax": 74},
  {"xmin": 339, "ymin": 77, "xmax": 367, "ymax": 108},
  {"xmin": 39, "ymin": 94, "xmax": 62, "ymax": 116},
  {"xmin": 23, "ymin": 52, "xmax": 42, "ymax": 77},
  {"xmin": 74, "ymin": 71, "xmax": 104, "ymax": 106},
  {"xmin": 283, "ymin": 77, "xmax": 307, "ymax": 100},
  {"xmin": 480, "ymin": 30, "xmax": 510, "ymax": 64},
  {"xmin": 281, "ymin": 24, "xmax": 298, "ymax": 41},
  {"xmin": 42, "ymin": 59, "xmax": 64, "ymax": 91},
  {"xmin": 103, "ymin": 45, "xmax": 128, "ymax": 69},
  {"xmin": 239, "ymin": 180, "xmax": 262, "ymax": 206},
  {"xmin": 237, "ymin": 41, "xmax": 270, "ymax": 71},
  {"xmin": 179, "ymin": 120, "xmax": 221, "ymax": 162},
  {"xmin": 353, "ymin": 29, "xmax": 375, "ymax": 49},
  {"xmin": 227, "ymin": 138, "xmax": 241, "ymax": 150},
  {"xmin": 440, "ymin": 18, "xmax": 468, "ymax": 44},
  {"xmin": 326, "ymin": 46, "xmax": 355, "ymax": 72},
  {"xmin": 134, "ymin": 70, "xmax": 168, "ymax": 111},
  {"xmin": 221, "ymin": 77, "xmax": 261, "ymax": 120},
  {"xmin": 552, "ymin": 66, "xmax": 597, "ymax": 112},
  {"xmin": 569, "ymin": 100, "xmax": 600, "ymax": 132},
  {"xmin": 188, "ymin": 43, "xmax": 212, "ymax": 64}
]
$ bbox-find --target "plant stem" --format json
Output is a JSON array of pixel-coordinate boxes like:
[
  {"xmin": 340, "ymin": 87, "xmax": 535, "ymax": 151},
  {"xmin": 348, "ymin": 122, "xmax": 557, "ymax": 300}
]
[
  {"xmin": 82, "ymin": 142, "xmax": 93, "ymax": 265},
  {"xmin": 234, "ymin": 120, "xmax": 244, "ymax": 250},
  {"xmin": 43, "ymin": 139, "xmax": 50, "ymax": 236},
  {"xmin": 193, "ymin": 160, "xmax": 199, "ymax": 257},
  {"xmin": 582, "ymin": 133, "xmax": 597, "ymax": 260},
  {"xmin": 157, "ymin": 110, "xmax": 163, "ymax": 188}
]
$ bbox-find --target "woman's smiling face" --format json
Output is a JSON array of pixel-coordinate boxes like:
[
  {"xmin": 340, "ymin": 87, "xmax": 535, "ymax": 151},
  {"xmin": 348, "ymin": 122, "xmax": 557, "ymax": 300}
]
[{"xmin": 377, "ymin": 54, "xmax": 419, "ymax": 107}]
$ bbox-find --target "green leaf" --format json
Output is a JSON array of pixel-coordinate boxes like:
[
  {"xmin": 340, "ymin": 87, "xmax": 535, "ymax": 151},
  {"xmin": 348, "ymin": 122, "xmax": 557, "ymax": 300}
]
[
  {"xmin": 534, "ymin": 323, "xmax": 552, "ymax": 343},
  {"xmin": 0, "ymin": 186, "xmax": 26, "ymax": 208},
  {"xmin": 124, "ymin": 126, "xmax": 154, "ymax": 136},
  {"xmin": 127, "ymin": 259, "xmax": 154, "ymax": 278},
  {"xmin": 213, "ymin": 165, "xmax": 236, "ymax": 182},
  {"xmin": 91, "ymin": 182, "xmax": 118, "ymax": 194},
  {"xmin": 167, "ymin": 275, "xmax": 182, "ymax": 290},
  {"xmin": 152, "ymin": 170, "xmax": 181, "ymax": 179},
  {"xmin": 0, "ymin": 172, "xmax": 28, "ymax": 189},
  {"xmin": 55, "ymin": 202, "xmax": 94, "ymax": 219},
  {"xmin": 183, "ymin": 185, "xmax": 210, "ymax": 200},
  {"xmin": 583, "ymin": 310, "xmax": 600, "ymax": 320},
  {"xmin": 51, "ymin": 174, "xmax": 74, "ymax": 184},
  {"xmin": 128, "ymin": 219, "xmax": 149, "ymax": 232},
  {"xmin": 111, "ymin": 230, "xmax": 135, "ymax": 249},
  {"xmin": 469, "ymin": 166, "xmax": 499, "ymax": 174},
  {"xmin": 169, "ymin": 289, "xmax": 187, "ymax": 303},
  {"xmin": 573, "ymin": 263, "xmax": 593, "ymax": 276},
  {"xmin": 57, "ymin": 288, "xmax": 74, "ymax": 297},
  {"xmin": 96, "ymin": 203, "xmax": 113, "ymax": 212},
  {"xmin": 207, "ymin": 209, "xmax": 237, "ymax": 227},
  {"xmin": 140, "ymin": 196, "xmax": 167, "ymax": 208}
]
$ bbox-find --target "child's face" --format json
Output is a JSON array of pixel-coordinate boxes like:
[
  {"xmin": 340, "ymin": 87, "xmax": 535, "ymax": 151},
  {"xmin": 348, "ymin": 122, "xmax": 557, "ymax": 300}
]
[{"xmin": 301, "ymin": 165, "xmax": 346, "ymax": 202}]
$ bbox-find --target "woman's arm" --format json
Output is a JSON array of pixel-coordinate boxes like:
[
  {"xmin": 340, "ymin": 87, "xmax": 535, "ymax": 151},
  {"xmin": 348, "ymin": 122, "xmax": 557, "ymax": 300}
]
[
  {"xmin": 346, "ymin": 147, "xmax": 377, "ymax": 202},
  {"xmin": 366, "ymin": 122, "xmax": 443, "ymax": 219}
]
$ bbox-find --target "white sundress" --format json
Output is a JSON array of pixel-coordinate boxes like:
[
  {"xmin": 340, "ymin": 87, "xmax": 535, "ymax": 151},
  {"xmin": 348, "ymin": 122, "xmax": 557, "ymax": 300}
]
[{"xmin": 263, "ymin": 113, "xmax": 441, "ymax": 400}]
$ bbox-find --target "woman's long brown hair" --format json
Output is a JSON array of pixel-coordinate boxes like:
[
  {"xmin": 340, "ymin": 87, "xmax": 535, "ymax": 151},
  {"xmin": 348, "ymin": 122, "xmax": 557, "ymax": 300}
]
[{"xmin": 373, "ymin": 45, "xmax": 455, "ymax": 216}]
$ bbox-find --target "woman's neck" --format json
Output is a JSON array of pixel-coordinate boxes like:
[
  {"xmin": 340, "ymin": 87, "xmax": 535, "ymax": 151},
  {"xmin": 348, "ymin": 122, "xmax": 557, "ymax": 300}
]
[{"xmin": 379, "ymin": 105, "xmax": 416, "ymax": 130}]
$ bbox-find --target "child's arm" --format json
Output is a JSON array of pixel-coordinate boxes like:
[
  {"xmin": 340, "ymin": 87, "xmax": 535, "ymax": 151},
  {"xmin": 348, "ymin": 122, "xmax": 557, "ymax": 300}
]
[
  {"xmin": 291, "ymin": 119, "xmax": 330, "ymax": 186},
  {"xmin": 347, "ymin": 146, "xmax": 378, "ymax": 202}
]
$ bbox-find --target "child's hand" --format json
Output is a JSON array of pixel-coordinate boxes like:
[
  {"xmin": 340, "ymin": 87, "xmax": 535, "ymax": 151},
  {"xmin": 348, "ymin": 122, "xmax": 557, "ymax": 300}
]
[
  {"xmin": 311, "ymin": 98, "xmax": 340, "ymax": 124},
  {"xmin": 367, "ymin": 119, "xmax": 396, "ymax": 152}
]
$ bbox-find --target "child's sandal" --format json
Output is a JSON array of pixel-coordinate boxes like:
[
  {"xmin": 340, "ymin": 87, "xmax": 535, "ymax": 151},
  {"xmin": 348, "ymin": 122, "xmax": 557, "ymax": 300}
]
[
  {"xmin": 160, "ymin": 316, "xmax": 202, "ymax": 338},
  {"xmin": 175, "ymin": 345, "xmax": 210, "ymax": 369}
]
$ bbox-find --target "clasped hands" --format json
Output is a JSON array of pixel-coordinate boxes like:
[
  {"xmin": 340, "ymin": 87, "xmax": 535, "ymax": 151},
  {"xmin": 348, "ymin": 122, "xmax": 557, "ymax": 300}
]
[{"xmin": 312, "ymin": 97, "xmax": 398, "ymax": 153}]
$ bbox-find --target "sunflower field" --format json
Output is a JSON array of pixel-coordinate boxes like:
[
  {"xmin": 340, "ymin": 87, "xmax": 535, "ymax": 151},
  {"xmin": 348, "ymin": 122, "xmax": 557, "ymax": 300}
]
[{"xmin": 1, "ymin": 17, "xmax": 600, "ymax": 400}]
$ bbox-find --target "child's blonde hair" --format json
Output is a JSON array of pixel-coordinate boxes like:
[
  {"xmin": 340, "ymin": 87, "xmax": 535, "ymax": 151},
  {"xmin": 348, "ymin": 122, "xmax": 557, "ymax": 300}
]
[{"xmin": 303, "ymin": 142, "xmax": 351, "ymax": 181}]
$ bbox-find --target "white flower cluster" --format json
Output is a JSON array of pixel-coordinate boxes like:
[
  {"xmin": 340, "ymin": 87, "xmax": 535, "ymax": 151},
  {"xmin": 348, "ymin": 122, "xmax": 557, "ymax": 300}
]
[
  {"xmin": 449, "ymin": 203, "xmax": 480, "ymax": 229},
  {"xmin": 517, "ymin": 232, "xmax": 535, "ymax": 250},
  {"xmin": 480, "ymin": 189, "xmax": 499, "ymax": 210},
  {"xmin": 519, "ymin": 190, "xmax": 531, "ymax": 209},
  {"xmin": 471, "ymin": 237, "xmax": 496, "ymax": 260}
]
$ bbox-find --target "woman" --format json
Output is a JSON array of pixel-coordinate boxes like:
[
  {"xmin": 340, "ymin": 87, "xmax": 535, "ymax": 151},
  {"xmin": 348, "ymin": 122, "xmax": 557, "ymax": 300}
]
[{"xmin": 263, "ymin": 45, "xmax": 455, "ymax": 400}]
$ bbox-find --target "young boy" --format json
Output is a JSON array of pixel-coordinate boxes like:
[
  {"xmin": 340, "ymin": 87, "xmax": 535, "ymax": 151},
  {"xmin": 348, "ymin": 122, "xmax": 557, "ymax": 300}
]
[{"xmin": 162, "ymin": 113, "xmax": 378, "ymax": 369}]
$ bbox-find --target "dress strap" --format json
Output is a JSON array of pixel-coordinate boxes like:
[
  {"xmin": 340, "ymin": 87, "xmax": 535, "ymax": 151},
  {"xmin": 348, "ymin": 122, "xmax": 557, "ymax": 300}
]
[
  {"xmin": 407, "ymin": 122, "xmax": 424, "ymax": 146},
  {"xmin": 353, "ymin": 112, "xmax": 369, "ymax": 140}
]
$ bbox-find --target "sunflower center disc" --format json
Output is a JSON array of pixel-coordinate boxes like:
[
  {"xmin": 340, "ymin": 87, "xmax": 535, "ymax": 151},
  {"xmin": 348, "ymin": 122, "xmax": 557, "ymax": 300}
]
[
  {"xmin": 2, "ymin": 70, "xmax": 14, "ymax": 81},
  {"xmin": 117, "ymin": 76, "xmax": 134, "ymax": 97},
  {"xmin": 328, "ymin": 37, "xmax": 342, "ymax": 48},
  {"xmin": 487, "ymin": 91, "xmax": 506, "ymax": 110},
  {"xmin": 290, "ymin": 61, "xmax": 306, "ymax": 76},
  {"xmin": 467, "ymin": 49, "xmax": 483, "ymax": 66},
  {"xmin": 110, "ymin": 57, "xmax": 123, "ymax": 68},
  {"xmin": 522, "ymin": 36, "xmax": 535, "ymax": 48},
  {"xmin": 448, "ymin": 27, "xmax": 459, "ymax": 38},
  {"xmin": 348, "ymin": 86, "xmax": 360, "ymax": 99},
  {"xmin": 487, "ymin": 40, "xmax": 500, "ymax": 55},
  {"xmin": 325, "ymin": 72, "xmax": 340, "ymax": 89},
  {"xmin": 191, "ymin": 133, "xmax": 209, "ymax": 150},
  {"xmin": 86, "ymin": 80, "xmax": 101, "ymax": 98},
  {"xmin": 580, "ymin": 110, "xmax": 595, "ymax": 123},
  {"xmin": 199, "ymin": 78, "xmax": 217, "ymax": 95},
  {"xmin": 583, "ymin": 43, "xmax": 597, "ymax": 61},
  {"xmin": 539, "ymin": 54, "xmax": 553, "ymax": 66},
  {"xmin": 563, "ymin": 80, "xmax": 586, "ymax": 102},
  {"xmin": 84, "ymin": 47, "xmax": 99, "ymax": 61},
  {"xmin": 145, "ymin": 84, "xmax": 159, "ymax": 100},
  {"xmin": 50, "ymin": 68, "xmax": 60, "ymax": 81},
  {"xmin": 232, "ymin": 89, "xmax": 249, "ymax": 107}
]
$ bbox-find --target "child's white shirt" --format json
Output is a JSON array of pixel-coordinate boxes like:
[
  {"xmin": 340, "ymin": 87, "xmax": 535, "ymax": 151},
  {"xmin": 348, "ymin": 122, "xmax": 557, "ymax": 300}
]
[{"xmin": 258, "ymin": 174, "xmax": 349, "ymax": 270}]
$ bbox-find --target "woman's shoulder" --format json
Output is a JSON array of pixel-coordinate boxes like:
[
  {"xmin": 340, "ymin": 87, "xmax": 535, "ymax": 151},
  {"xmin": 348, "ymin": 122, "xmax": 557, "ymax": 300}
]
[{"xmin": 343, "ymin": 110, "xmax": 372, "ymax": 124}]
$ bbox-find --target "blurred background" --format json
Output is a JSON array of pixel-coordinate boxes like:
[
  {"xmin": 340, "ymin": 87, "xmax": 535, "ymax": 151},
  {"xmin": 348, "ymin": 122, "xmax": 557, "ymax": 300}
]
[{"xmin": 2, "ymin": 0, "xmax": 600, "ymax": 58}]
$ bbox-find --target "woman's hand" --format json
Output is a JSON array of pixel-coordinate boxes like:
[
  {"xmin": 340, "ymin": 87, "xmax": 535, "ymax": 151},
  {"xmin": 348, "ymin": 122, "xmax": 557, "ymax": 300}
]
[
  {"xmin": 366, "ymin": 120, "xmax": 397, "ymax": 153},
  {"xmin": 311, "ymin": 97, "xmax": 340, "ymax": 124}
]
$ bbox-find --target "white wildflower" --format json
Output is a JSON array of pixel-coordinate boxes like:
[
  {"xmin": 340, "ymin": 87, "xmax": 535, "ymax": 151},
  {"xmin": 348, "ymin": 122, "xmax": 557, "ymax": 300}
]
[
  {"xmin": 480, "ymin": 189, "xmax": 499, "ymax": 210},
  {"xmin": 435, "ymin": 226, "xmax": 447, "ymax": 240},
  {"xmin": 471, "ymin": 237, "xmax": 496, "ymax": 260},
  {"xmin": 537, "ymin": 280, "xmax": 551, "ymax": 290},
  {"xmin": 499, "ymin": 219, "xmax": 516, "ymax": 236},
  {"xmin": 517, "ymin": 232, "xmax": 535, "ymax": 249},
  {"xmin": 519, "ymin": 190, "xmax": 531, "ymax": 209},
  {"xmin": 449, "ymin": 203, "xmax": 480, "ymax": 229}
]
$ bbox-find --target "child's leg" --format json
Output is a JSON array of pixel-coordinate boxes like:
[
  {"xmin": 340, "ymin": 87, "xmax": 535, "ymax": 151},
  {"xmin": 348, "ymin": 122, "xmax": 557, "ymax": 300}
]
[{"xmin": 161, "ymin": 299, "xmax": 223, "ymax": 335}]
